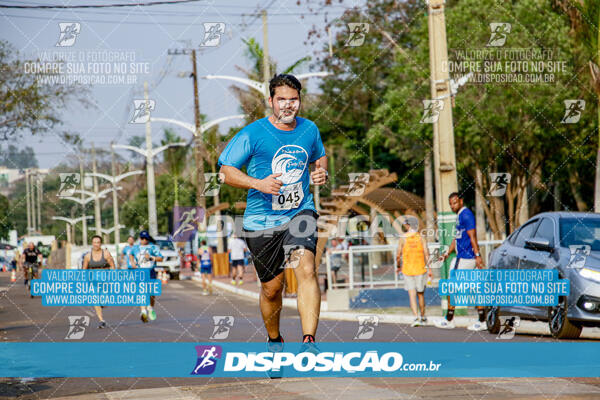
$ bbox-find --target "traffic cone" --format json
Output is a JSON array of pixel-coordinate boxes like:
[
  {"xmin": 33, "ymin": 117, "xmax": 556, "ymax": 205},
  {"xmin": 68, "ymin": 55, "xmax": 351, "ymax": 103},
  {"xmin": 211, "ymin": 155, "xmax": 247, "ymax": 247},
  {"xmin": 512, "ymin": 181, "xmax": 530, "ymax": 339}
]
[
  {"xmin": 1, "ymin": 265, "xmax": 5, "ymax": 272},
  {"xmin": 10, "ymin": 270, "xmax": 16, "ymax": 282},
  {"xmin": 161, "ymin": 270, "xmax": 168, "ymax": 285}
]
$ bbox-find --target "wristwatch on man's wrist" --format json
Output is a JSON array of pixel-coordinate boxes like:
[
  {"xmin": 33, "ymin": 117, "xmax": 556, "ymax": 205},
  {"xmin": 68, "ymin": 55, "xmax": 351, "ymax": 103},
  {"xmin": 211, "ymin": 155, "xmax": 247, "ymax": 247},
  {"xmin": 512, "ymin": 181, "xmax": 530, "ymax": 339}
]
[{"xmin": 475, "ymin": 252, "xmax": 481, "ymax": 257}]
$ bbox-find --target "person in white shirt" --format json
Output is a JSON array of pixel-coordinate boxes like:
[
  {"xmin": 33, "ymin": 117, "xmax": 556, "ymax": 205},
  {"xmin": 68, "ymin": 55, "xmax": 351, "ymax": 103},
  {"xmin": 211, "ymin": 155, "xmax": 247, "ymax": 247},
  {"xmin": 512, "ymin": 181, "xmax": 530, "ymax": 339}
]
[{"xmin": 228, "ymin": 234, "xmax": 248, "ymax": 285}]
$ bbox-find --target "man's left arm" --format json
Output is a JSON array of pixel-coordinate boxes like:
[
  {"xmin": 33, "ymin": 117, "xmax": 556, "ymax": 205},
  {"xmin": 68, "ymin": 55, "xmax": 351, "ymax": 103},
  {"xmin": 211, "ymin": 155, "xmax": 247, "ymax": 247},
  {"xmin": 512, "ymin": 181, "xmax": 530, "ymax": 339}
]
[{"xmin": 466, "ymin": 229, "xmax": 484, "ymax": 268}]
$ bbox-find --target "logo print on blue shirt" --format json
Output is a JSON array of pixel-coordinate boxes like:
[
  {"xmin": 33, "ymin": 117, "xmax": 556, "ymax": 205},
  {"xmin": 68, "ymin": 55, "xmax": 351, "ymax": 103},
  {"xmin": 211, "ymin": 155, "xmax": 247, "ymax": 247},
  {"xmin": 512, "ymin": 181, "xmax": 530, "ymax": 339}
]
[{"xmin": 271, "ymin": 145, "xmax": 308, "ymax": 185}]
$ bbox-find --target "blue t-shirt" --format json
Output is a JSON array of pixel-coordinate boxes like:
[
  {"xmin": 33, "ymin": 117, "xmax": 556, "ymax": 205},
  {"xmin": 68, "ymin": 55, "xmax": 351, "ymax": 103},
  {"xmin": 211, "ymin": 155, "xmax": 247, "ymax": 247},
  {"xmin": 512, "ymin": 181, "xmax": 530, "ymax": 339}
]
[
  {"xmin": 218, "ymin": 117, "xmax": 326, "ymax": 231},
  {"xmin": 130, "ymin": 244, "xmax": 163, "ymax": 269},
  {"xmin": 455, "ymin": 207, "xmax": 476, "ymax": 259},
  {"xmin": 122, "ymin": 245, "xmax": 134, "ymax": 268}
]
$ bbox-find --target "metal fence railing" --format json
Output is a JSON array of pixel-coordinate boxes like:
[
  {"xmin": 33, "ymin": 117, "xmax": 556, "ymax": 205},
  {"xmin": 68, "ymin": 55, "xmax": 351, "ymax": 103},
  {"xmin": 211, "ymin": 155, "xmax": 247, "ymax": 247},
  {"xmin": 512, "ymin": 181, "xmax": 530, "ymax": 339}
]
[{"xmin": 325, "ymin": 240, "xmax": 503, "ymax": 290}]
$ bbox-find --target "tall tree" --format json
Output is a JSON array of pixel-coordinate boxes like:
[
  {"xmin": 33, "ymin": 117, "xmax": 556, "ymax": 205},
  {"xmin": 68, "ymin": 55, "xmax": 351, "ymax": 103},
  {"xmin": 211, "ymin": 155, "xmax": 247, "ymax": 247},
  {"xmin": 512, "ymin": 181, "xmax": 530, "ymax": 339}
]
[{"xmin": 0, "ymin": 40, "xmax": 90, "ymax": 141}]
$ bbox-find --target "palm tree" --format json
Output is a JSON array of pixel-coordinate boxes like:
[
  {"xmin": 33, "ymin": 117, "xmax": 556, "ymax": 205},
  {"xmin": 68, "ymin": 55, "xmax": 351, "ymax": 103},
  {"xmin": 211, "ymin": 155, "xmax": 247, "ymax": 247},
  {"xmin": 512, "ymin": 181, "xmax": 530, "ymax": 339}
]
[{"xmin": 229, "ymin": 37, "xmax": 310, "ymax": 122}]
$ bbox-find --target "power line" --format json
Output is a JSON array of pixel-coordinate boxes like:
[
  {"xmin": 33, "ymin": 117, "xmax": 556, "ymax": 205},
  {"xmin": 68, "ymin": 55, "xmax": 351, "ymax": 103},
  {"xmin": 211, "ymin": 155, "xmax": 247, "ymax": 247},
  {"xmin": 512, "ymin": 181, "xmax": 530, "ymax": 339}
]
[{"xmin": 0, "ymin": 0, "xmax": 203, "ymax": 9}]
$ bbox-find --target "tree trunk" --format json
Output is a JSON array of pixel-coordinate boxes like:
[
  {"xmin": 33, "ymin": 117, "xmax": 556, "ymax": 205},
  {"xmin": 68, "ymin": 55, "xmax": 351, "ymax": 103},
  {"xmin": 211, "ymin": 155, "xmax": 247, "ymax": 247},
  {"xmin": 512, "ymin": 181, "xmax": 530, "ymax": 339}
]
[
  {"xmin": 475, "ymin": 169, "xmax": 486, "ymax": 241},
  {"xmin": 424, "ymin": 151, "xmax": 435, "ymax": 242},
  {"xmin": 569, "ymin": 169, "xmax": 588, "ymax": 211}
]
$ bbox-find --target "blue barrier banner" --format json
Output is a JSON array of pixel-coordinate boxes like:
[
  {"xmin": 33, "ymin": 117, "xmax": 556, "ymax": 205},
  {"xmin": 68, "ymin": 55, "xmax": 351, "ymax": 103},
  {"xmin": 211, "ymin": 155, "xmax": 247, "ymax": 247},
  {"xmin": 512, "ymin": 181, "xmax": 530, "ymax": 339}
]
[
  {"xmin": 439, "ymin": 269, "xmax": 569, "ymax": 306},
  {"xmin": 1, "ymin": 342, "xmax": 598, "ymax": 378},
  {"xmin": 31, "ymin": 269, "xmax": 161, "ymax": 306}
]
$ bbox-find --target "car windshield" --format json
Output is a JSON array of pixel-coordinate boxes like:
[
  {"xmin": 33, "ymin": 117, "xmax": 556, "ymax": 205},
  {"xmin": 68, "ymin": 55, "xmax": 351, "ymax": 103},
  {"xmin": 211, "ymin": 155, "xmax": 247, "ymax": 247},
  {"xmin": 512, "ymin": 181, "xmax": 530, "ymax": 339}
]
[
  {"xmin": 559, "ymin": 218, "xmax": 600, "ymax": 251},
  {"xmin": 155, "ymin": 240, "xmax": 175, "ymax": 251}
]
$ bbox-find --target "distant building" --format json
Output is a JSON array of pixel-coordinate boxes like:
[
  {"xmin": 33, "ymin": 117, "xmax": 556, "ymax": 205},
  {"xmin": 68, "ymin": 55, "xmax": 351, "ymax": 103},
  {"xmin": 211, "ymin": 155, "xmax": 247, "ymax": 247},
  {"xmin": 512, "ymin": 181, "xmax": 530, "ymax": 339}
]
[{"xmin": 0, "ymin": 167, "xmax": 48, "ymax": 197}]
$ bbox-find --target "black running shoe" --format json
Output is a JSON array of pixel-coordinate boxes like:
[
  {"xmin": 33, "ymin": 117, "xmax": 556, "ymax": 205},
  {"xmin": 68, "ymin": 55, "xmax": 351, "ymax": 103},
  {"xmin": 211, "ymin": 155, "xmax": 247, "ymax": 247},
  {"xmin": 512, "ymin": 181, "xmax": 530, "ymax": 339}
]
[{"xmin": 98, "ymin": 321, "xmax": 107, "ymax": 329}]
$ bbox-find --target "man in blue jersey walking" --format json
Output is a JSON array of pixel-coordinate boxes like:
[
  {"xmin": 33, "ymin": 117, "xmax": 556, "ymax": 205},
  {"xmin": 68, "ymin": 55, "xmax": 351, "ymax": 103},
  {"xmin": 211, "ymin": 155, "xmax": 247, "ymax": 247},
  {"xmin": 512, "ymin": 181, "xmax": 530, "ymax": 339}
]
[
  {"xmin": 434, "ymin": 192, "xmax": 487, "ymax": 331},
  {"xmin": 219, "ymin": 74, "xmax": 327, "ymax": 350}
]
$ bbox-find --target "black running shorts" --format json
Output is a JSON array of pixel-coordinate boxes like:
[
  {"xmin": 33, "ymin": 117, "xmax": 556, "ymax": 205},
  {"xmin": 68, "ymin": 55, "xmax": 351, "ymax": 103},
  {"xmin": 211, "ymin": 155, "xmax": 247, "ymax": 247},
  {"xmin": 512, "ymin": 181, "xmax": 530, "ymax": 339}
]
[{"xmin": 243, "ymin": 209, "xmax": 318, "ymax": 283}]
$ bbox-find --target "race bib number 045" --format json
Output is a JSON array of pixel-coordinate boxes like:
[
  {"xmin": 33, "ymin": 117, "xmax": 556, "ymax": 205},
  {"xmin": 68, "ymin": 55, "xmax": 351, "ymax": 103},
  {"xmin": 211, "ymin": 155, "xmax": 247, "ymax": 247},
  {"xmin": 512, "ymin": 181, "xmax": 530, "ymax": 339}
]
[{"xmin": 272, "ymin": 182, "xmax": 304, "ymax": 210}]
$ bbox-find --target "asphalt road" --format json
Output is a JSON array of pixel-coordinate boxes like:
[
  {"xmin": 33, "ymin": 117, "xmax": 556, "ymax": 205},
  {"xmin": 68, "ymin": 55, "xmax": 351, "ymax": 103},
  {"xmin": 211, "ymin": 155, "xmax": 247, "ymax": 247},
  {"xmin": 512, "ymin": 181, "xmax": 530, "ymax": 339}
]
[{"xmin": 1, "ymin": 272, "xmax": 599, "ymax": 399}]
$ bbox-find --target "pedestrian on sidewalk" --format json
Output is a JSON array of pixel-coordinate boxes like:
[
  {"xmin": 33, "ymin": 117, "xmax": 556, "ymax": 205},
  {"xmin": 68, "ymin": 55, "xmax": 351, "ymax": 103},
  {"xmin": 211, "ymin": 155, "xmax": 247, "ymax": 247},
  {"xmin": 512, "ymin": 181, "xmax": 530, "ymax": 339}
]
[
  {"xmin": 82, "ymin": 235, "xmax": 115, "ymax": 329},
  {"xmin": 434, "ymin": 192, "xmax": 487, "ymax": 331},
  {"xmin": 228, "ymin": 234, "xmax": 247, "ymax": 285},
  {"xmin": 396, "ymin": 217, "xmax": 432, "ymax": 327},
  {"xmin": 199, "ymin": 240, "xmax": 213, "ymax": 295}
]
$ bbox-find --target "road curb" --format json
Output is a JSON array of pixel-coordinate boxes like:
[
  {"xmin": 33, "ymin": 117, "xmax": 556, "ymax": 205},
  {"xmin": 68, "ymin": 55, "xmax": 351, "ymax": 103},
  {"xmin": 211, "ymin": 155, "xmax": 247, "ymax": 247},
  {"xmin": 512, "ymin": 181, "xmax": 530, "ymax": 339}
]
[{"xmin": 191, "ymin": 277, "xmax": 600, "ymax": 338}]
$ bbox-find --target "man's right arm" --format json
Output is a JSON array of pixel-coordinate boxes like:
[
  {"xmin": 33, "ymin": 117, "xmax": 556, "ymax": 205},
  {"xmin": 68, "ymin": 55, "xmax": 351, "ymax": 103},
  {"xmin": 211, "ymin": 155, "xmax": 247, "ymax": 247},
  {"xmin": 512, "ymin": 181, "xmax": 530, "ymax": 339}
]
[{"xmin": 219, "ymin": 165, "xmax": 283, "ymax": 196}]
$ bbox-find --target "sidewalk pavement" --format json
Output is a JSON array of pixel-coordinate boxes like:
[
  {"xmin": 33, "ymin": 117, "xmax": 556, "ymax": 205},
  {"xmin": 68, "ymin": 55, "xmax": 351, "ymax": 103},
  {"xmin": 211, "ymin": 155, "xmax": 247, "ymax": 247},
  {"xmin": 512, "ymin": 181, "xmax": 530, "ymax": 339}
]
[
  {"xmin": 46, "ymin": 377, "xmax": 600, "ymax": 400},
  {"xmin": 183, "ymin": 270, "xmax": 600, "ymax": 339}
]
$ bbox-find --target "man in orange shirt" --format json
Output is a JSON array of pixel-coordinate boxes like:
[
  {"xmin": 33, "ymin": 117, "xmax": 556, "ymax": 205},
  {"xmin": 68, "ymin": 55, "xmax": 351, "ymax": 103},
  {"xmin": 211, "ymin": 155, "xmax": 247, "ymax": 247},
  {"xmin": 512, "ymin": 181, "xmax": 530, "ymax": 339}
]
[{"xmin": 396, "ymin": 217, "xmax": 432, "ymax": 327}]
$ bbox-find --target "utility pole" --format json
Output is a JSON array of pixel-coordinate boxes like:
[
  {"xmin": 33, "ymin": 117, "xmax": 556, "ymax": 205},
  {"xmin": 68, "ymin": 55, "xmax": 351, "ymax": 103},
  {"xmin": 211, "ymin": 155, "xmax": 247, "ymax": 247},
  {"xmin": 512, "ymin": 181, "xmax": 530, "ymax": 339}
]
[
  {"xmin": 167, "ymin": 48, "xmax": 206, "ymax": 214},
  {"xmin": 79, "ymin": 158, "xmax": 88, "ymax": 245},
  {"xmin": 36, "ymin": 173, "xmax": 42, "ymax": 230},
  {"xmin": 144, "ymin": 81, "xmax": 159, "ymax": 236},
  {"xmin": 111, "ymin": 143, "xmax": 120, "ymax": 256},
  {"xmin": 25, "ymin": 169, "xmax": 31, "ymax": 233},
  {"xmin": 30, "ymin": 170, "xmax": 37, "ymax": 232},
  {"xmin": 191, "ymin": 50, "xmax": 206, "ymax": 212},
  {"xmin": 262, "ymin": 9, "xmax": 271, "ymax": 114},
  {"xmin": 427, "ymin": 0, "xmax": 459, "ymax": 311},
  {"xmin": 91, "ymin": 143, "xmax": 102, "ymax": 236}
]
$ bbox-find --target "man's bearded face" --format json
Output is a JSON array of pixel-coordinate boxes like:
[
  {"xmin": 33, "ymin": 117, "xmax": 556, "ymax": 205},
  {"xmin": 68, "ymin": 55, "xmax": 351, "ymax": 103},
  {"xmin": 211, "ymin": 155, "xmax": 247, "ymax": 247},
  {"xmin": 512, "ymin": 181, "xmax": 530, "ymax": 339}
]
[{"xmin": 271, "ymin": 85, "xmax": 300, "ymax": 124}]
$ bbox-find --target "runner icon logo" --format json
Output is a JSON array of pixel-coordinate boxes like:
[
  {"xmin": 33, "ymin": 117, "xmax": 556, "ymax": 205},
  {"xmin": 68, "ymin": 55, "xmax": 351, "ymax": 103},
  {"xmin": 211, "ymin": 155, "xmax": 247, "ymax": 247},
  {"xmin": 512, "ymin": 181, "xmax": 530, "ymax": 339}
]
[
  {"xmin": 65, "ymin": 316, "xmax": 90, "ymax": 340},
  {"xmin": 354, "ymin": 315, "xmax": 379, "ymax": 340},
  {"xmin": 129, "ymin": 99, "xmax": 155, "ymax": 124},
  {"xmin": 561, "ymin": 100, "xmax": 585, "ymax": 124},
  {"xmin": 486, "ymin": 23, "xmax": 511, "ymax": 47},
  {"xmin": 191, "ymin": 345, "xmax": 222, "ymax": 375},
  {"xmin": 56, "ymin": 22, "xmax": 81, "ymax": 47},
  {"xmin": 283, "ymin": 245, "xmax": 304, "ymax": 269},
  {"xmin": 58, "ymin": 173, "xmax": 80, "ymax": 197},
  {"xmin": 346, "ymin": 173, "xmax": 370, "ymax": 197},
  {"xmin": 420, "ymin": 100, "xmax": 444, "ymax": 124},
  {"xmin": 210, "ymin": 316, "xmax": 234, "ymax": 340},
  {"xmin": 200, "ymin": 23, "xmax": 225, "ymax": 47},
  {"xmin": 488, "ymin": 173, "xmax": 511, "ymax": 197},
  {"xmin": 345, "ymin": 23, "xmax": 369, "ymax": 47},
  {"xmin": 496, "ymin": 316, "xmax": 520, "ymax": 340},
  {"xmin": 568, "ymin": 245, "xmax": 590, "ymax": 269}
]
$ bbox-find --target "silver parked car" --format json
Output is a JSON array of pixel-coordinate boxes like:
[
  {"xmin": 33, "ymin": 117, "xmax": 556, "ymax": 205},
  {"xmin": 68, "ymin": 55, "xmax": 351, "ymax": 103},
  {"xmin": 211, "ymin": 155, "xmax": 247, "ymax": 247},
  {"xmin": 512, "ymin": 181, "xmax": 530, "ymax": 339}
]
[{"xmin": 487, "ymin": 212, "xmax": 600, "ymax": 339}]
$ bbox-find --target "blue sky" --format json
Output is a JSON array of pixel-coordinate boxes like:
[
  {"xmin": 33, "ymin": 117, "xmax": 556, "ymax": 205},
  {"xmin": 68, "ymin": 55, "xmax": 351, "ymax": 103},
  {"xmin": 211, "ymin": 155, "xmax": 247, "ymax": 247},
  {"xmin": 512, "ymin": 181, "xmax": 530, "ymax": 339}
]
[{"xmin": 1, "ymin": 0, "xmax": 359, "ymax": 168}]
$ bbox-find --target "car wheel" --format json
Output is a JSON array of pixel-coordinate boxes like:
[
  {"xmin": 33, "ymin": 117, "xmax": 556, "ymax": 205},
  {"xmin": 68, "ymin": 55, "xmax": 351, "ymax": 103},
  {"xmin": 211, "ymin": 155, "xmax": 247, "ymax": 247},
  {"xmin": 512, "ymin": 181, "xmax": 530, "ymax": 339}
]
[
  {"xmin": 170, "ymin": 272, "xmax": 180, "ymax": 280},
  {"xmin": 486, "ymin": 306, "xmax": 500, "ymax": 334},
  {"xmin": 548, "ymin": 296, "xmax": 582, "ymax": 339}
]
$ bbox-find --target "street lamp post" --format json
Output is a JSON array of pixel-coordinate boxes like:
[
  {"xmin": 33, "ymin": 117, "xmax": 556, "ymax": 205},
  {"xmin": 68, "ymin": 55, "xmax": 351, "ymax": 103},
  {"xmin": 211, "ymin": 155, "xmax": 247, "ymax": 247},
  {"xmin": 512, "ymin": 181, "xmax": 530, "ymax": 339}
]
[
  {"xmin": 86, "ymin": 166, "xmax": 144, "ymax": 262},
  {"xmin": 112, "ymin": 142, "xmax": 186, "ymax": 237},
  {"xmin": 62, "ymin": 193, "xmax": 107, "ymax": 245},
  {"xmin": 52, "ymin": 216, "xmax": 93, "ymax": 244},
  {"xmin": 150, "ymin": 114, "xmax": 246, "ymax": 253}
]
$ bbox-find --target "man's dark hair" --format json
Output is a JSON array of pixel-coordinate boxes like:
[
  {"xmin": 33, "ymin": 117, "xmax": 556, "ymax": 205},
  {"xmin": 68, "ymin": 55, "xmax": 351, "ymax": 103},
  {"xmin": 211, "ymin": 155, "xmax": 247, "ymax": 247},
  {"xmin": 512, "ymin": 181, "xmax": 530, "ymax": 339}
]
[
  {"xmin": 269, "ymin": 74, "xmax": 302, "ymax": 98},
  {"xmin": 91, "ymin": 235, "xmax": 103, "ymax": 243},
  {"xmin": 448, "ymin": 192, "xmax": 461, "ymax": 200}
]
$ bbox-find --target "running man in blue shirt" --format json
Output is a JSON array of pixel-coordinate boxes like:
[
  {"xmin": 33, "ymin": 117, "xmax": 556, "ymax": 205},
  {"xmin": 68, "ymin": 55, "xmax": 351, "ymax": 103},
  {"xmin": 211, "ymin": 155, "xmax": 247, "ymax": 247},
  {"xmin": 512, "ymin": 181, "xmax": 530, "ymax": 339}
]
[
  {"xmin": 219, "ymin": 74, "xmax": 327, "ymax": 350},
  {"xmin": 129, "ymin": 231, "xmax": 163, "ymax": 323},
  {"xmin": 434, "ymin": 192, "xmax": 486, "ymax": 330}
]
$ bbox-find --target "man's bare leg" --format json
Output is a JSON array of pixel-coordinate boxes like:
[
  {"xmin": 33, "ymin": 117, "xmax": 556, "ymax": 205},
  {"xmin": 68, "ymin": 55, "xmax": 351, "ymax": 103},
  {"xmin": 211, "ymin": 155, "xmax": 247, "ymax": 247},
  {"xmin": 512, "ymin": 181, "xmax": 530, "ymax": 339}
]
[
  {"xmin": 94, "ymin": 305, "xmax": 104, "ymax": 321},
  {"xmin": 408, "ymin": 289, "xmax": 418, "ymax": 317},
  {"xmin": 260, "ymin": 272, "xmax": 284, "ymax": 339},
  {"xmin": 292, "ymin": 249, "xmax": 320, "ymax": 336},
  {"xmin": 417, "ymin": 292, "xmax": 426, "ymax": 317}
]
